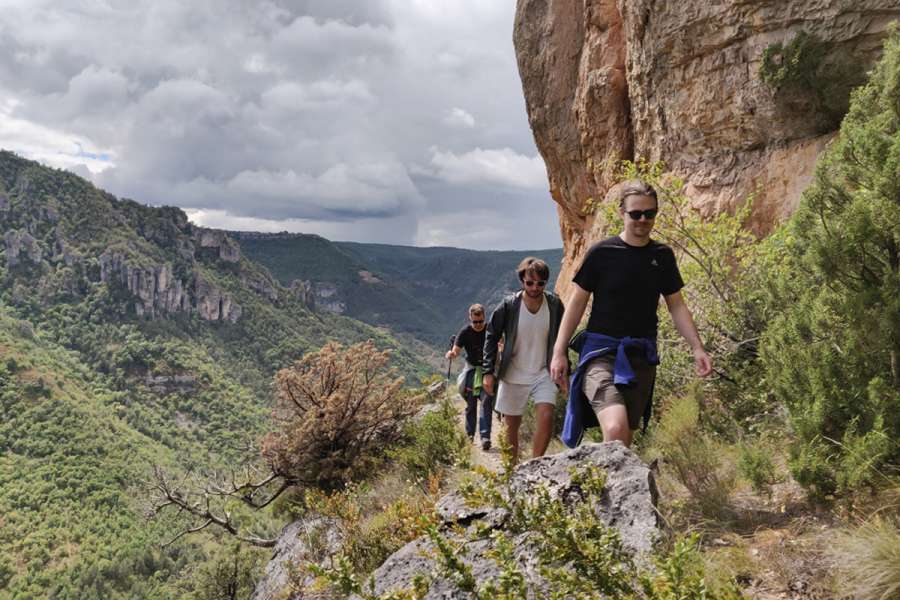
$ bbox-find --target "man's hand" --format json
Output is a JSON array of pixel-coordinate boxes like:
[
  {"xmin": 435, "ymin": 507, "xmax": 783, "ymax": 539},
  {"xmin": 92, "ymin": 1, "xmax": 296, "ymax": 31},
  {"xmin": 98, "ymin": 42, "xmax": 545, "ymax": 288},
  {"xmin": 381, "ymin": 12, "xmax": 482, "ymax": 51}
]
[
  {"xmin": 550, "ymin": 351, "xmax": 569, "ymax": 394},
  {"xmin": 483, "ymin": 373, "xmax": 495, "ymax": 395},
  {"xmin": 693, "ymin": 347, "xmax": 713, "ymax": 378},
  {"xmin": 445, "ymin": 349, "xmax": 454, "ymax": 360}
]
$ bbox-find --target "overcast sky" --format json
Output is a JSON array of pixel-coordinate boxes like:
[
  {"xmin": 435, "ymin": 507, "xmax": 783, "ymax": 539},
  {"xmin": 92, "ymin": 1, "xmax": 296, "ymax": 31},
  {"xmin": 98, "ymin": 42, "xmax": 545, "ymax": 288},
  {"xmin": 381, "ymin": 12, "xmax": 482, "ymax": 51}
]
[{"xmin": 0, "ymin": 0, "xmax": 561, "ymax": 250}]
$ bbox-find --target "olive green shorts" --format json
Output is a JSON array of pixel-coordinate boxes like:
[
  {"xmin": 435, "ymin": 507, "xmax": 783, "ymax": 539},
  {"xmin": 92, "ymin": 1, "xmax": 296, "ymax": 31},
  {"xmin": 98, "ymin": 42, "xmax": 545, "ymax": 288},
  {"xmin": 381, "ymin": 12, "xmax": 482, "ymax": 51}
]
[{"xmin": 583, "ymin": 355, "xmax": 656, "ymax": 430}]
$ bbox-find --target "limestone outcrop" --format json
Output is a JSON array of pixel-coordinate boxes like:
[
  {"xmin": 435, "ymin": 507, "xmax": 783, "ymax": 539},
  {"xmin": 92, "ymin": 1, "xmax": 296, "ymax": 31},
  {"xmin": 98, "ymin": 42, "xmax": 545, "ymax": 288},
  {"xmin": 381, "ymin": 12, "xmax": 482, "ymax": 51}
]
[
  {"xmin": 369, "ymin": 443, "xmax": 658, "ymax": 598},
  {"xmin": 253, "ymin": 443, "xmax": 659, "ymax": 599},
  {"xmin": 251, "ymin": 518, "xmax": 342, "ymax": 600},
  {"xmin": 514, "ymin": 0, "xmax": 900, "ymax": 298},
  {"xmin": 4, "ymin": 230, "xmax": 42, "ymax": 267},
  {"xmin": 97, "ymin": 252, "xmax": 241, "ymax": 322},
  {"xmin": 196, "ymin": 228, "xmax": 241, "ymax": 263}
]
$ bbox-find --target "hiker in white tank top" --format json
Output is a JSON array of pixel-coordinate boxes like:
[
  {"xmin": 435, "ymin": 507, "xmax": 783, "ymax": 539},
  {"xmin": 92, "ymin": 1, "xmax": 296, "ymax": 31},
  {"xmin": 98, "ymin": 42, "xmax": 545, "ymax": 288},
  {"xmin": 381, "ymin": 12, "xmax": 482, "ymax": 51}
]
[{"xmin": 483, "ymin": 257, "xmax": 566, "ymax": 464}]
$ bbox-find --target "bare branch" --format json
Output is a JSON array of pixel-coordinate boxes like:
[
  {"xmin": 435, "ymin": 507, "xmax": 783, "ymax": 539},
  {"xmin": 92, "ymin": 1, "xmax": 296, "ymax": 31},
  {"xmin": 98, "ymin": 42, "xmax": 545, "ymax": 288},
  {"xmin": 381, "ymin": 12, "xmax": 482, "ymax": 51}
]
[{"xmin": 148, "ymin": 463, "xmax": 287, "ymax": 548}]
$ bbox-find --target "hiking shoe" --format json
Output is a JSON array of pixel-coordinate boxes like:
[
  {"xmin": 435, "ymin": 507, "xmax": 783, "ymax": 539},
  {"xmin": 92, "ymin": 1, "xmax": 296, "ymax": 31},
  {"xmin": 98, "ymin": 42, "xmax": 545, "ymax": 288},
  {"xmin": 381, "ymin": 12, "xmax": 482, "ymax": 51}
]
[{"xmin": 481, "ymin": 439, "xmax": 491, "ymax": 451}]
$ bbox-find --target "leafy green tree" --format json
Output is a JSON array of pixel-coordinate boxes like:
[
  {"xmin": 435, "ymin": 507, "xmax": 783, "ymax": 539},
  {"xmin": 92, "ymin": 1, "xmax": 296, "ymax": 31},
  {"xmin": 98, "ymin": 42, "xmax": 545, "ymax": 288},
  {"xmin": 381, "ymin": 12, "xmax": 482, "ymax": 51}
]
[{"xmin": 761, "ymin": 26, "xmax": 900, "ymax": 496}]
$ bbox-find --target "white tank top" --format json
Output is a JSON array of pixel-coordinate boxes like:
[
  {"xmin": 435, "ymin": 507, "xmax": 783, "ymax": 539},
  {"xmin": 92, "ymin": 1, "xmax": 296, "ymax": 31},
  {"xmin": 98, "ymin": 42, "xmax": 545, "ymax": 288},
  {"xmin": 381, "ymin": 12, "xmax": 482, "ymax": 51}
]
[{"xmin": 503, "ymin": 296, "xmax": 549, "ymax": 384}]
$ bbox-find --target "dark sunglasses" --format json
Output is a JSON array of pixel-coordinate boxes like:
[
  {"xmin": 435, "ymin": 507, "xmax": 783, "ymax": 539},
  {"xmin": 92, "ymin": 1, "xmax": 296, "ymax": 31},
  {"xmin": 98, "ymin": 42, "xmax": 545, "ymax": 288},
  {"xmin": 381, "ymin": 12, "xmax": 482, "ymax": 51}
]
[
  {"xmin": 524, "ymin": 280, "xmax": 547, "ymax": 288},
  {"xmin": 471, "ymin": 319, "xmax": 484, "ymax": 324},
  {"xmin": 625, "ymin": 208, "xmax": 658, "ymax": 221}
]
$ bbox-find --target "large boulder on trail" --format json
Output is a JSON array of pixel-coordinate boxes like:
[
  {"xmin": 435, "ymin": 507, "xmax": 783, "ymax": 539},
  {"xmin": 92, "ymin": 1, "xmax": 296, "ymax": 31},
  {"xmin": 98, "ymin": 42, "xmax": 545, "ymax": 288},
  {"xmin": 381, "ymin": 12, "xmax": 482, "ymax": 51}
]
[{"xmin": 367, "ymin": 442, "xmax": 659, "ymax": 598}]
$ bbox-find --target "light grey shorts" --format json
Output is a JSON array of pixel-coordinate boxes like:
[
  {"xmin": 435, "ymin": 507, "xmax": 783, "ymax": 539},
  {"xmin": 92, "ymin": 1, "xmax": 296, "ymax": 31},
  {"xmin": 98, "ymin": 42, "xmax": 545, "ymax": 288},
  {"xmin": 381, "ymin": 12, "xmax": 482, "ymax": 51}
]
[
  {"xmin": 495, "ymin": 372, "xmax": 558, "ymax": 417},
  {"xmin": 583, "ymin": 355, "xmax": 656, "ymax": 430}
]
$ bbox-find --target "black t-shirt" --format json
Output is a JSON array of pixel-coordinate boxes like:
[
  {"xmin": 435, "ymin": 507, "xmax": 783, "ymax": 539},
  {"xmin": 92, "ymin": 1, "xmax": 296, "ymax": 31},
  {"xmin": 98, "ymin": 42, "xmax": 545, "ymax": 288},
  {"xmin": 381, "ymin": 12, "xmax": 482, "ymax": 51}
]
[
  {"xmin": 455, "ymin": 325, "xmax": 486, "ymax": 366},
  {"xmin": 572, "ymin": 236, "xmax": 684, "ymax": 339}
]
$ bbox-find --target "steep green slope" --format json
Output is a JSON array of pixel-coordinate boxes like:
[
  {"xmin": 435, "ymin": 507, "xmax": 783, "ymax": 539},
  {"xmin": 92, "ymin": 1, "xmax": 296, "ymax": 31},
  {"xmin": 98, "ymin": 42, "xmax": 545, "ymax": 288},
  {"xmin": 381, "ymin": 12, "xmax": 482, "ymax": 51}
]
[
  {"xmin": 337, "ymin": 241, "xmax": 564, "ymax": 335},
  {"xmin": 0, "ymin": 151, "xmax": 428, "ymax": 597},
  {"xmin": 237, "ymin": 233, "xmax": 563, "ymax": 347},
  {"xmin": 0, "ymin": 306, "xmax": 192, "ymax": 598}
]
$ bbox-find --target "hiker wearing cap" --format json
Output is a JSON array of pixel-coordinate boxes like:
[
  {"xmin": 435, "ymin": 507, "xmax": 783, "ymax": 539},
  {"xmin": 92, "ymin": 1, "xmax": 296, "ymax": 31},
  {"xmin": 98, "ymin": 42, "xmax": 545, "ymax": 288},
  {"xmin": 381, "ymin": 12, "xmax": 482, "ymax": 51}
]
[
  {"xmin": 483, "ymin": 258, "xmax": 565, "ymax": 464},
  {"xmin": 446, "ymin": 304, "xmax": 495, "ymax": 450},
  {"xmin": 551, "ymin": 179, "xmax": 712, "ymax": 449}
]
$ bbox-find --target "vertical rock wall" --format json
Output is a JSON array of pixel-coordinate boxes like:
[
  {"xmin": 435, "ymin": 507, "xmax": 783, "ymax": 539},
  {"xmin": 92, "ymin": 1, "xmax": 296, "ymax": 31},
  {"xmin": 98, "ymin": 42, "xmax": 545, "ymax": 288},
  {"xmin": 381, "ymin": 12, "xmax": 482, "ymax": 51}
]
[{"xmin": 514, "ymin": 0, "xmax": 900, "ymax": 299}]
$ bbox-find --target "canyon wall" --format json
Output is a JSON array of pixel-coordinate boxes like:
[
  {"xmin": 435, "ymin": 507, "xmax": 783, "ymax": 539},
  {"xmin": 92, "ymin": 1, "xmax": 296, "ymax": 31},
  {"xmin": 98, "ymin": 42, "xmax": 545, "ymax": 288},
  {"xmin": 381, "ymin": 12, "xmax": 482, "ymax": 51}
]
[{"xmin": 514, "ymin": 0, "xmax": 900, "ymax": 298}]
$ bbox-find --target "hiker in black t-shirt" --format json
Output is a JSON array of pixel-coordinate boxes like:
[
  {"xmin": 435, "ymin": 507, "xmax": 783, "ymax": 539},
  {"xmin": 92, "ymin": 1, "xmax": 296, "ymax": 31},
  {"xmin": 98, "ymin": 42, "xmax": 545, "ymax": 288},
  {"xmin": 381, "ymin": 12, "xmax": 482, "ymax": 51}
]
[
  {"xmin": 446, "ymin": 303, "xmax": 495, "ymax": 450},
  {"xmin": 551, "ymin": 179, "xmax": 712, "ymax": 448}
]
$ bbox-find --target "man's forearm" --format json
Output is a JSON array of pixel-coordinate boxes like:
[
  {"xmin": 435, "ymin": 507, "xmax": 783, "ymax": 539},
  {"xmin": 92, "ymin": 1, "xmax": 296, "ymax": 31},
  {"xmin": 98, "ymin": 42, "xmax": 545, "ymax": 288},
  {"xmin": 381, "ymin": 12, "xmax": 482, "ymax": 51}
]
[
  {"xmin": 670, "ymin": 301, "xmax": 704, "ymax": 351},
  {"xmin": 554, "ymin": 308, "xmax": 582, "ymax": 356},
  {"xmin": 553, "ymin": 287, "xmax": 590, "ymax": 356}
]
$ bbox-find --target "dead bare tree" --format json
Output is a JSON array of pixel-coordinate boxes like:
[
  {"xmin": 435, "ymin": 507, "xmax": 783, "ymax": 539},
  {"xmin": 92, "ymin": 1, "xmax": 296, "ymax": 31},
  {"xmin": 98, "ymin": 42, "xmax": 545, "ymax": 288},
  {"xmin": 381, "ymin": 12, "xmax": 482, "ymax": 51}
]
[{"xmin": 147, "ymin": 341, "xmax": 422, "ymax": 547}]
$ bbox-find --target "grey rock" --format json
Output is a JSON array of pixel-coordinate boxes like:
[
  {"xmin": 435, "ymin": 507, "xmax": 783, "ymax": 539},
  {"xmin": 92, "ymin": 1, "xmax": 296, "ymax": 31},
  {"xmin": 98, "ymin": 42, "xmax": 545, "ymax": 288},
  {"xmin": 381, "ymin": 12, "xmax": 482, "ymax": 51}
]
[
  {"xmin": 4, "ymin": 230, "xmax": 42, "ymax": 267},
  {"xmin": 196, "ymin": 228, "xmax": 241, "ymax": 263},
  {"xmin": 290, "ymin": 280, "xmax": 315, "ymax": 309},
  {"xmin": 245, "ymin": 273, "xmax": 280, "ymax": 302},
  {"xmin": 43, "ymin": 204, "xmax": 60, "ymax": 222},
  {"xmin": 99, "ymin": 251, "xmax": 240, "ymax": 322},
  {"xmin": 426, "ymin": 379, "xmax": 446, "ymax": 399},
  {"xmin": 194, "ymin": 275, "xmax": 241, "ymax": 323},
  {"xmin": 312, "ymin": 282, "xmax": 345, "ymax": 314},
  {"xmin": 0, "ymin": 193, "xmax": 9, "ymax": 211},
  {"xmin": 368, "ymin": 442, "xmax": 659, "ymax": 598},
  {"xmin": 219, "ymin": 236, "xmax": 241, "ymax": 263},
  {"xmin": 144, "ymin": 373, "xmax": 197, "ymax": 395},
  {"xmin": 251, "ymin": 517, "xmax": 343, "ymax": 600}
]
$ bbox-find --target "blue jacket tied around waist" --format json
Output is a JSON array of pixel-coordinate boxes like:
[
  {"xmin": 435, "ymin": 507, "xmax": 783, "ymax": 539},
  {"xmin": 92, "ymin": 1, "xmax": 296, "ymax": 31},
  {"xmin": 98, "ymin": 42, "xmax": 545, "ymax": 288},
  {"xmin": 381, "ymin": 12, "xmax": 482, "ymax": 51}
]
[{"xmin": 561, "ymin": 332, "xmax": 659, "ymax": 448}]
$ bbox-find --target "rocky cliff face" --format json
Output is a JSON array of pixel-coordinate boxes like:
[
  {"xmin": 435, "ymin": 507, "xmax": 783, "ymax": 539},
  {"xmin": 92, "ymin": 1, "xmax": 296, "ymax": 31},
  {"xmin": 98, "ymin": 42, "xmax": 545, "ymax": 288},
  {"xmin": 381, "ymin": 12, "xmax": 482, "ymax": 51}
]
[
  {"xmin": 514, "ymin": 0, "xmax": 900, "ymax": 298},
  {"xmin": 0, "ymin": 152, "xmax": 260, "ymax": 323}
]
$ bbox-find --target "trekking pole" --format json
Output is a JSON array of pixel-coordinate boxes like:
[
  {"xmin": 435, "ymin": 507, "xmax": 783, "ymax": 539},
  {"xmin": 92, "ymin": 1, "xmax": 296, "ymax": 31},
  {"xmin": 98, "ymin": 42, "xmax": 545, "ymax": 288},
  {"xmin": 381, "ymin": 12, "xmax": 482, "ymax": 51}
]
[{"xmin": 446, "ymin": 334, "xmax": 456, "ymax": 395}]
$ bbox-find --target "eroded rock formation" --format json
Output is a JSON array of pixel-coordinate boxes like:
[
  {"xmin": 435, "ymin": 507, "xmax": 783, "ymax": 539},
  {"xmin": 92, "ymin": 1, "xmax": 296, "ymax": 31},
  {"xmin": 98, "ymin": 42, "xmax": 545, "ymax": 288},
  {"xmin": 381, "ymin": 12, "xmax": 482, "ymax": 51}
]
[
  {"xmin": 4, "ymin": 230, "xmax": 42, "ymax": 267},
  {"xmin": 514, "ymin": 0, "xmax": 900, "ymax": 298},
  {"xmin": 253, "ymin": 443, "xmax": 659, "ymax": 599}
]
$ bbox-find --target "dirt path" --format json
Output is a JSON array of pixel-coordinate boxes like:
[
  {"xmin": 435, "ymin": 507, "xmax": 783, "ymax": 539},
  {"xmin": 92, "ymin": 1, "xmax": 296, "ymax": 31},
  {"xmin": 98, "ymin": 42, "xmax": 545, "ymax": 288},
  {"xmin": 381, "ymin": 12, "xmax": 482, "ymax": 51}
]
[{"xmin": 446, "ymin": 387, "xmax": 503, "ymax": 472}]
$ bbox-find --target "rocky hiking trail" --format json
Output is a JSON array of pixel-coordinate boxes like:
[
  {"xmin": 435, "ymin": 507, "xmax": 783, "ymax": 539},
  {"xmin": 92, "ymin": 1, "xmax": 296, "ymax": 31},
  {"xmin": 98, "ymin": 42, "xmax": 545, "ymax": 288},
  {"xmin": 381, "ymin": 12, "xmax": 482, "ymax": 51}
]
[
  {"xmin": 443, "ymin": 382, "xmax": 844, "ymax": 599},
  {"xmin": 447, "ymin": 387, "xmax": 503, "ymax": 473}
]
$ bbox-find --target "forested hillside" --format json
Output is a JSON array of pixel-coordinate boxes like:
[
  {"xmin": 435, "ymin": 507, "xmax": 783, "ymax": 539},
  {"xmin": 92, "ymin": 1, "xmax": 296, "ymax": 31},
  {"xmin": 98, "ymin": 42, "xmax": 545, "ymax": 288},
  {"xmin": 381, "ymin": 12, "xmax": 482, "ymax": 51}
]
[
  {"xmin": 0, "ymin": 152, "xmax": 429, "ymax": 597},
  {"xmin": 236, "ymin": 232, "xmax": 563, "ymax": 347}
]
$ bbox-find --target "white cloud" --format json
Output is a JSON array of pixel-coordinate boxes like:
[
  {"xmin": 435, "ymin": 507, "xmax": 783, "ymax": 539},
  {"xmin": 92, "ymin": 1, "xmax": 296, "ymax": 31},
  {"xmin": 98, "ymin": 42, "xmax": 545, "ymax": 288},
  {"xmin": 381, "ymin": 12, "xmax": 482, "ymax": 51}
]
[
  {"xmin": 428, "ymin": 147, "xmax": 548, "ymax": 190},
  {"xmin": 0, "ymin": 97, "xmax": 113, "ymax": 174},
  {"xmin": 443, "ymin": 107, "xmax": 475, "ymax": 128}
]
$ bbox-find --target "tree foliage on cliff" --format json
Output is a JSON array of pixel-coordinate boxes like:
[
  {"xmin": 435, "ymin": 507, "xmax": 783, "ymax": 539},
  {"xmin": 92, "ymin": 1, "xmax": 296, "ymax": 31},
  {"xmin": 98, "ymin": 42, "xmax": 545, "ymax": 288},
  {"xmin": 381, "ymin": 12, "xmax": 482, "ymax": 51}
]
[
  {"xmin": 761, "ymin": 26, "xmax": 900, "ymax": 496},
  {"xmin": 759, "ymin": 30, "xmax": 865, "ymax": 129}
]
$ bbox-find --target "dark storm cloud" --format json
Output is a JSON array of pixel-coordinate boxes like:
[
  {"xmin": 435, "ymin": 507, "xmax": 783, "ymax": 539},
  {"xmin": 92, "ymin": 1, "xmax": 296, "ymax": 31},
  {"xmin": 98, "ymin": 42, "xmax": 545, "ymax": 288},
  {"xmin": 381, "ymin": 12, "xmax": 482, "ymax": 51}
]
[{"xmin": 0, "ymin": 0, "xmax": 561, "ymax": 250}]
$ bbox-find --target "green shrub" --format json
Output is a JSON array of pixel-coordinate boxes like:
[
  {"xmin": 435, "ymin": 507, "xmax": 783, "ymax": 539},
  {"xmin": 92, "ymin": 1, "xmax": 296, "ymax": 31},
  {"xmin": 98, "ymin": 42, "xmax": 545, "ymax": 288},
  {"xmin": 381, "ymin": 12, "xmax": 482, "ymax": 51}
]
[
  {"xmin": 759, "ymin": 31, "xmax": 828, "ymax": 89},
  {"xmin": 761, "ymin": 26, "xmax": 900, "ymax": 496},
  {"xmin": 738, "ymin": 439, "xmax": 780, "ymax": 496},
  {"xmin": 759, "ymin": 30, "xmax": 863, "ymax": 127},
  {"xmin": 296, "ymin": 481, "xmax": 440, "ymax": 596},
  {"xmin": 641, "ymin": 535, "xmax": 741, "ymax": 600},
  {"xmin": 645, "ymin": 390, "xmax": 736, "ymax": 516},
  {"xmin": 189, "ymin": 543, "xmax": 265, "ymax": 600},
  {"xmin": 389, "ymin": 398, "xmax": 469, "ymax": 481}
]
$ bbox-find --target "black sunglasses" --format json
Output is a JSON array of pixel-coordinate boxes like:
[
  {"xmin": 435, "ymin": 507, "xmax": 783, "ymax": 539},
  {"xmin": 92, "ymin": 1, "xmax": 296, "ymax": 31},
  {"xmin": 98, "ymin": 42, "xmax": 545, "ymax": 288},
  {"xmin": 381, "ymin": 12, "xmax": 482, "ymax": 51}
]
[
  {"xmin": 471, "ymin": 319, "xmax": 484, "ymax": 324},
  {"xmin": 625, "ymin": 208, "xmax": 658, "ymax": 221},
  {"xmin": 524, "ymin": 280, "xmax": 547, "ymax": 288}
]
